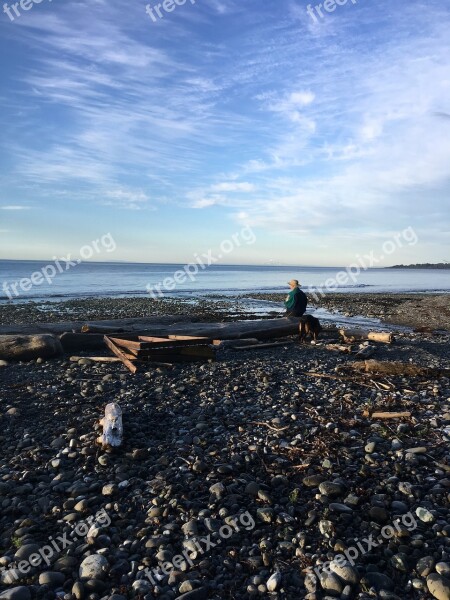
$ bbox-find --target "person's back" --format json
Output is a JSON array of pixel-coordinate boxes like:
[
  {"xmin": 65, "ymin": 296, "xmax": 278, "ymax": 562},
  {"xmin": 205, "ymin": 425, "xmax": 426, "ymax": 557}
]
[{"xmin": 285, "ymin": 279, "xmax": 307, "ymax": 317}]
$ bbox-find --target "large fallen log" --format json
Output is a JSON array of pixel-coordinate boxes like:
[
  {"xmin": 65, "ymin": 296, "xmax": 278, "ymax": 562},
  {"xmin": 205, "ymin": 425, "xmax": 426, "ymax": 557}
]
[
  {"xmin": 0, "ymin": 334, "xmax": 63, "ymax": 361},
  {"xmin": 340, "ymin": 329, "xmax": 394, "ymax": 344},
  {"xmin": 235, "ymin": 340, "xmax": 295, "ymax": 351},
  {"xmin": 60, "ymin": 319, "xmax": 307, "ymax": 353},
  {"xmin": 81, "ymin": 324, "xmax": 125, "ymax": 334},
  {"xmin": 347, "ymin": 360, "xmax": 450, "ymax": 378},
  {"xmin": 0, "ymin": 315, "xmax": 196, "ymax": 336}
]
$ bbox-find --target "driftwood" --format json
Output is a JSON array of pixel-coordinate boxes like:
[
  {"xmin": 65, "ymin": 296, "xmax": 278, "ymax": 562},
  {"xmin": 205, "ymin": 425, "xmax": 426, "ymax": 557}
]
[
  {"xmin": 363, "ymin": 410, "xmax": 411, "ymax": 419},
  {"xmin": 235, "ymin": 340, "xmax": 295, "ymax": 351},
  {"xmin": 300, "ymin": 371, "xmax": 376, "ymax": 389},
  {"xmin": 326, "ymin": 343, "xmax": 354, "ymax": 354},
  {"xmin": 354, "ymin": 345, "xmax": 377, "ymax": 360},
  {"xmin": 104, "ymin": 336, "xmax": 137, "ymax": 374},
  {"xmin": 103, "ymin": 334, "xmax": 217, "ymax": 372},
  {"xmin": 214, "ymin": 338, "xmax": 260, "ymax": 348},
  {"xmin": 348, "ymin": 360, "xmax": 450, "ymax": 378},
  {"xmin": 60, "ymin": 332, "xmax": 110, "ymax": 353},
  {"xmin": 0, "ymin": 334, "xmax": 63, "ymax": 361},
  {"xmin": 69, "ymin": 356, "xmax": 123, "ymax": 363},
  {"xmin": 0, "ymin": 315, "xmax": 195, "ymax": 336},
  {"xmin": 97, "ymin": 403, "xmax": 123, "ymax": 447},
  {"xmin": 339, "ymin": 329, "xmax": 394, "ymax": 344},
  {"xmin": 60, "ymin": 319, "xmax": 304, "ymax": 353},
  {"xmin": 81, "ymin": 324, "xmax": 125, "ymax": 334}
]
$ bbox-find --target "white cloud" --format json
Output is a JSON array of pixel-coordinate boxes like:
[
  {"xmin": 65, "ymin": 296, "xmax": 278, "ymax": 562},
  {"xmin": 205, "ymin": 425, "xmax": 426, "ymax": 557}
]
[
  {"xmin": 0, "ymin": 205, "xmax": 31, "ymax": 210},
  {"xmin": 210, "ymin": 182, "xmax": 256, "ymax": 192},
  {"xmin": 103, "ymin": 188, "xmax": 151, "ymax": 210}
]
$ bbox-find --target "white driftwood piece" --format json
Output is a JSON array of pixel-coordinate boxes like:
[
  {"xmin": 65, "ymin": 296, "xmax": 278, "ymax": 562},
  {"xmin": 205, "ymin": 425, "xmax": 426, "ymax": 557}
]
[
  {"xmin": 98, "ymin": 403, "xmax": 123, "ymax": 447},
  {"xmin": 339, "ymin": 329, "xmax": 394, "ymax": 344}
]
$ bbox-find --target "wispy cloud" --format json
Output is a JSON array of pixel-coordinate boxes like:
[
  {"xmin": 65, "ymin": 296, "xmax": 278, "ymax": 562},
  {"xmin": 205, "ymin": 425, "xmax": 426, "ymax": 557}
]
[
  {"xmin": 0, "ymin": 205, "xmax": 31, "ymax": 210},
  {"xmin": 102, "ymin": 188, "xmax": 152, "ymax": 210},
  {"xmin": 1, "ymin": 0, "xmax": 449, "ymax": 261},
  {"xmin": 210, "ymin": 182, "xmax": 256, "ymax": 192}
]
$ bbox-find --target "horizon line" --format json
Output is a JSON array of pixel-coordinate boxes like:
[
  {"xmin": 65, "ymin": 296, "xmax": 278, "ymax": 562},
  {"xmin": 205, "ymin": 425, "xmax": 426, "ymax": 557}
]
[{"xmin": 0, "ymin": 258, "xmax": 402, "ymax": 269}]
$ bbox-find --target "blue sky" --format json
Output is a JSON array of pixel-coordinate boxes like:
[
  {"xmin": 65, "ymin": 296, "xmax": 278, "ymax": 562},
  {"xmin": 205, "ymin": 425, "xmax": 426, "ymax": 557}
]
[{"xmin": 0, "ymin": 0, "xmax": 449, "ymax": 266}]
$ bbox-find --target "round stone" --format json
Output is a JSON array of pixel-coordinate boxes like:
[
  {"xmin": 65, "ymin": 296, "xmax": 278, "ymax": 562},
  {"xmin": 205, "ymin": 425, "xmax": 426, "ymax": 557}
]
[
  {"xmin": 330, "ymin": 561, "xmax": 359, "ymax": 584},
  {"xmin": 416, "ymin": 507, "xmax": 435, "ymax": 523},
  {"xmin": 436, "ymin": 563, "xmax": 450, "ymax": 578},
  {"xmin": 0, "ymin": 588, "xmax": 31, "ymax": 600},
  {"xmin": 319, "ymin": 481, "xmax": 343, "ymax": 497},
  {"xmin": 38, "ymin": 572, "xmax": 65, "ymax": 587},
  {"xmin": 417, "ymin": 556, "xmax": 435, "ymax": 577},
  {"xmin": 14, "ymin": 544, "xmax": 40, "ymax": 562},
  {"xmin": 427, "ymin": 573, "xmax": 450, "ymax": 600},
  {"xmin": 79, "ymin": 554, "xmax": 109, "ymax": 580}
]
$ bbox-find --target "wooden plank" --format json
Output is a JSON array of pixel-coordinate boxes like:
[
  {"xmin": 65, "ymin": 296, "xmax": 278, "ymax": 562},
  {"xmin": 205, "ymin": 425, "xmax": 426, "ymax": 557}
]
[
  {"xmin": 178, "ymin": 346, "xmax": 216, "ymax": 358},
  {"xmin": 138, "ymin": 337, "xmax": 214, "ymax": 349},
  {"xmin": 137, "ymin": 336, "xmax": 172, "ymax": 343},
  {"xmin": 234, "ymin": 340, "xmax": 294, "ymax": 351},
  {"xmin": 104, "ymin": 336, "xmax": 137, "ymax": 374},
  {"xmin": 69, "ymin": 356, "xmax": 123, "ymax": 363},
  {"xmin": 109, "ymin": 337, "xmax": 143, "ymax": 351},
  {"xmin": 167, "ymin": 335, "xmax": 212, "ymax": 341},
  {"xmin": 137, "ymin": 346, "xmax": 216, "ymax": 359},
  {"xmin": 139, "ymin": 354, "xmax": 212, "ymax": 363}
]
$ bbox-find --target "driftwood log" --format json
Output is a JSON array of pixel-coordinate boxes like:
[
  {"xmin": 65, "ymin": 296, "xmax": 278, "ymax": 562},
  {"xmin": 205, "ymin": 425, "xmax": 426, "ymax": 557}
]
[
  {"xmin": 81, "ymin": 324, "xmax": 125, "ymax": 334},
  {"xmin": 60, "ymin": 319, "xmax": 309, "ymax": 353},
  {"xmin": 97, "ymin": 403, "xmax": 123, "ymax": 448},
  {"xmin": 69, "ymin": 356, "xmax": 123, "ymax": 363},
  {"xmin": 0, "ymin": 334, "xmax": 63, "ymax": 361},
  {"xmin": 362, "ymin": 410, "xmax": 412, "ymax": 419},
  {"xmin": 347, "ymin": 360, "xmax": 450, "ymax": 378},
  {"xmin": 326, "ymin": 343, "xmax": 354, "ymax": 354},
  {"xmin": 339, "ymin": 329, "xmax": 394, "ymax": 344}
]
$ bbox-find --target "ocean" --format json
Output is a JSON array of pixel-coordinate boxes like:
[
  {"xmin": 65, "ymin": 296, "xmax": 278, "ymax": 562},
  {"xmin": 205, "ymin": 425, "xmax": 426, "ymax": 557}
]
[{"xmin": 0, "ymin": 261, "xmax": 449, "ymax": 302}]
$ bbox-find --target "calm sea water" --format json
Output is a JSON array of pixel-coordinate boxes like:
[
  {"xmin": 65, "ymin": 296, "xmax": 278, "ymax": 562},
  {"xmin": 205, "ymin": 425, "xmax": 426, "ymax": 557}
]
[{"xmin": 0, "ymin": 261, "xmax": 449, "ymax": 302}]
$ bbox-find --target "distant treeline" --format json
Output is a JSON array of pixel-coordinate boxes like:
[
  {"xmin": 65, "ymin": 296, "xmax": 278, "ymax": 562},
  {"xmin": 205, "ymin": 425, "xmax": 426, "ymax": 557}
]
[{"xmin": 388, "ymin": 263, "xmax": 450, "ymax": 269}]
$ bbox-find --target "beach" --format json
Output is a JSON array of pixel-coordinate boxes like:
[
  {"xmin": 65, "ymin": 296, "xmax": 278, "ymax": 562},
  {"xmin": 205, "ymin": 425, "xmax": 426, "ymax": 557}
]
[
  {"xmin": 1, "ymin": 292, "xmax": 449, "ymax": 330},
  {"xmin": 0, "ymin": 292, "xmax": 449, "ymax": 599},
  {"xmin": 249, "ymin": 292, "xmax": 450, "ymax": 331}
]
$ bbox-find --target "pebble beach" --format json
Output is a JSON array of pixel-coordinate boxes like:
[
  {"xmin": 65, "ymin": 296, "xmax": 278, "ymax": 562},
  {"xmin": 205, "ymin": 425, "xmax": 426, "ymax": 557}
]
[{"xmin": 0, "ymin": 293, "xmax": 449, "ymax": 600}]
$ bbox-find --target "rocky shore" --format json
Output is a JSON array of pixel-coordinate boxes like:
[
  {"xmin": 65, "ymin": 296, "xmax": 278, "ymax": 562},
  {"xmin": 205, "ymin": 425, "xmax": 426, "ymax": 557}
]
[
  {"xmin": 0, "ymin": 295, "xmax": 449, "ymax": 600},
  {"xmin": 246, "ymin": 293, "xmax": 450, "ymax": 332},
  {"xmin": 1, "ymin": 293, "xmax": 449, "ymax": 331}
]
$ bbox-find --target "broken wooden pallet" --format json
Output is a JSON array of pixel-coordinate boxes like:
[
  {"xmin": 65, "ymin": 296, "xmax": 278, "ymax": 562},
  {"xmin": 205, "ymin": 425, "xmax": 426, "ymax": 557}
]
[{"xmin": 103, "ymin": 334, "xmax": 217, "ymax": 373}]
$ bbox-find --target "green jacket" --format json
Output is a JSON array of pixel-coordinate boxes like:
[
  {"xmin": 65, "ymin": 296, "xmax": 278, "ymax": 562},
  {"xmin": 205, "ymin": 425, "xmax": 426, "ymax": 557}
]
[{"xmin": 285, "ymin": 287, "xmax": 307, "ymax": 315}]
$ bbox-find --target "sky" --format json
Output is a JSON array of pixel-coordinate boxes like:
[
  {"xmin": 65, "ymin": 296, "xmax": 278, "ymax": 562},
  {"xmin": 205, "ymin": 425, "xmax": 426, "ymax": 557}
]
[{"xmin": 0, "ymin": 0, "xmax": 449, "ymax": 266}]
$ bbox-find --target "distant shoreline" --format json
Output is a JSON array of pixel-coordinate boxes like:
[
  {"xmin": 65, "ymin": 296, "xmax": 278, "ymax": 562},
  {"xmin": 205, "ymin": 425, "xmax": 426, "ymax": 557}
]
[{"xmin": 387, "ymin": 263, "xmax": 450, "ymax": 269}]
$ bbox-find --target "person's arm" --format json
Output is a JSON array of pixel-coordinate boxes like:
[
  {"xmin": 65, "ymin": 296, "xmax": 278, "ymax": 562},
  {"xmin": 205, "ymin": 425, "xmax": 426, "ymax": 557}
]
[{"xmin": 285, "ymin": 290, "xmax": 296, "ymax": 308}]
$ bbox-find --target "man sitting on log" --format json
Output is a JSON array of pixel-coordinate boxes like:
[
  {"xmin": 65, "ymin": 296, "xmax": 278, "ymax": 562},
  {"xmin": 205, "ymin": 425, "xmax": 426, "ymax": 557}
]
[{"xmin": 285, "ymin": 279, "xmax": 308, "ymax": 317}]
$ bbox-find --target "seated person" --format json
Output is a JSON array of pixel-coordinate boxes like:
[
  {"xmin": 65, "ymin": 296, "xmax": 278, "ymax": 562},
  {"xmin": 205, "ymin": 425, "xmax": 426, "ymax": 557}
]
[{"xmin": 285, "ymin": 279, "xmax": 307, "ymax": 317}]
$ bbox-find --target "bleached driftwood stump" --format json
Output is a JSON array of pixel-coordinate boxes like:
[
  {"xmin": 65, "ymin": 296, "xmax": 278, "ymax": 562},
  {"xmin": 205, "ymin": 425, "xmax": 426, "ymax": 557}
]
[{"xmin": 97, "ymin": 403, "xmax": 123, "ymax": 448}]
